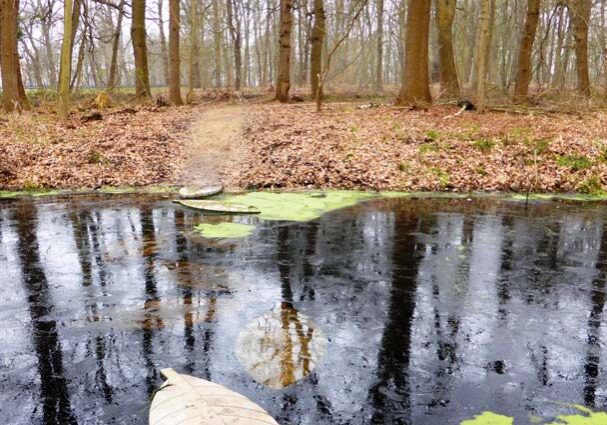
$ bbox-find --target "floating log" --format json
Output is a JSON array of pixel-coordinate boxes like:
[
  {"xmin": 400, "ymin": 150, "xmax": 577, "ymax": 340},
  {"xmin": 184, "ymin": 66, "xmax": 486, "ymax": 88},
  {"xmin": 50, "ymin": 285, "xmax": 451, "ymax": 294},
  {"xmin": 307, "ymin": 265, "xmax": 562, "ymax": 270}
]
[
  {"xmin": 178, "ymin": 185, "xmax": 223, "ymax": 199},
  {"xmin": 176, "ymin": 199, "xmax": 261, "ymax": 215}
]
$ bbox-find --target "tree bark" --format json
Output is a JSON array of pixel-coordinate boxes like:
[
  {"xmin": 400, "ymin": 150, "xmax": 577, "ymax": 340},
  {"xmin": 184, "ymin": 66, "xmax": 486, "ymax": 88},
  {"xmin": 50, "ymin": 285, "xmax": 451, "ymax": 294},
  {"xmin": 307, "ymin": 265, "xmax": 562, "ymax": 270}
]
[
  {"xmin": 158, "ymin": 0, "xmax": 170, "ymax": 86},
  {"xmin": 514, "ymin": 0, "xmax": 541, "ymax": 101},
  {"xmin": 1, "ymin": 0, "xmax": 29, "ymax": 111},
  {"xmin": 476, "ymin": 0, "xmax": 492, "ymax": 113},
  {"xmin": 212, "ymin": 0, "xmax": 222, "ymax": 87},
  {"xmin": 169, "ymin": 0, "xmax": 183, "ymax": 104},
  {"xmin": 226, "ymin": 0, "xmax": 243, "ymax": 91},
  {"xmin": 58, "ymin": 0, "xmax": 81, "ymax": 91},
  {"xmin": 376, "ymin": 0, "xmax": 384, "ymax": 92},
  {"xmin": 310, "ymin": 0, "xmax": 325, "ymax": 99},
  {"xmin": 275, "ymin": 0, "xmax": 294, "ymax": 102},
  {"xmin": 131, "ymin": 0, "xmax": 151, "ymax": 99},
  {"xmin": 188, "ymin": 0, "xmax": 201, "ymax": 102},
  {"xmin": 436, "ymin": 0, "xmax": 460, "ymax": 98},
  {"xmin": 396, "ymin": 0, "xmax": 432, "ymax": 105},
  {"xmin": 58, "ymin": 0, "xmax": 74, "ymax": 118},
  {"xmin": 107, "ymin": 0, "xmax": 126, "ymax": 89},
  {"xmin": 41, "ymin": 10, "xmax": 58, "ymax": 87},
  {"xmin": 571, "ymin": 0, "xmax": 591, "ymax": 95}
]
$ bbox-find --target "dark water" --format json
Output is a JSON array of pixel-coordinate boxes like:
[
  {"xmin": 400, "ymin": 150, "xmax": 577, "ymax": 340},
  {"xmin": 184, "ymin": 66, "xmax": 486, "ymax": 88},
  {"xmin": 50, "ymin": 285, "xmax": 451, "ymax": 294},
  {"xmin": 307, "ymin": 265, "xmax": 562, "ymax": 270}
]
[{"xmin": 1, "ymin": 194, "xmax": 607, "ymax": 424}]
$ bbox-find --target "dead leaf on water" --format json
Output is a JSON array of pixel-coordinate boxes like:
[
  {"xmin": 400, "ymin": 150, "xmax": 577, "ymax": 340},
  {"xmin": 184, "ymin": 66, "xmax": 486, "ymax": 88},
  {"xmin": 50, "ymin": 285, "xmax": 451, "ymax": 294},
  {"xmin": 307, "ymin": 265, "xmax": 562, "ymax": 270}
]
[{"xmin": 150, "ymin": 368, "xmax": 279, "ymax": 425}]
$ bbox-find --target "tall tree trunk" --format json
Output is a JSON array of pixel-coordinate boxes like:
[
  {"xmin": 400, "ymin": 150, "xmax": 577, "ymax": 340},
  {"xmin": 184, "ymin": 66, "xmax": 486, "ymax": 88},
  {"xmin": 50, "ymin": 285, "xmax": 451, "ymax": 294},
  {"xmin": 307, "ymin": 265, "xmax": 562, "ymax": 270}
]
[
  {"xmin": 0, "ymin": 0, "xmax": 29, "ymax": 111},
  {"xmin": 21, "ymin": 39, "xmax": 44, "ymax": 88},
  {"xmin": 375, "ymin": 0, "xmax": 384, "ymax": 92},
  {"xmin": 275, "ymin": 0, "xmax": 294, "ymax": 102},
  {"xmin": 514, "ymin": 0, "xmax": 541, "ymax": 101},
  {"xmin": 41, "ymin": 17, "xmax": 58, "ymax": 87},
  {"xmin": 552, "ymin": 7, "xmax": 569, "ymax": 88},
  {"xmin": 212, "ymin": 0, "xmax": 222, "ymax": 87},
  {"xmin": 226, "ymin": 0, "xmax": 243, "ymax": 91},
  {"xmin": 131, "ymin": 0, "xmax": 151, "ymax": 99},
  {"xmin": 571, "ymin": 0, "xmax": 591, "ymax": 95},
  {"xmin": 169, "ymin": 0, "xmax": 183, "ymax": 104},
  {"xmin": 199, "ymin": 9, "xmax": 207, "ymax": 88},
  {"xmin": 310, "ymin": 0, "xmax": 325, "ymax": 99},
  {"xmin": 475, "ymin": 0, "xmax": 492, "ymax": 113},
  {"xmin": 188, "ymin": 0, "xmax": 200, "ymax": 102},
  {"xmin": 396, "ymin": 0, "xmax": 432, "ymax": 105},
  {"xmin": 70, "ymin": 34, "xmax": 85, "ymax": 91},
  {"xmin": 58, "ymin": 0, "xmax": 74, "ymax": 118},
  {"xmin": 436, "ymin": 0, "xmax": 460, "ymax": 98},
  {"xmin": 158, "ymin": 0, "xmax": 170, "ymax": 86},
  {"xmin": 107, "ymin": 0, "xmax": 126, "ymax": 89},
  {"xmin": 58, "ymin": 0, "xmax": 81, "ymax": 91}
]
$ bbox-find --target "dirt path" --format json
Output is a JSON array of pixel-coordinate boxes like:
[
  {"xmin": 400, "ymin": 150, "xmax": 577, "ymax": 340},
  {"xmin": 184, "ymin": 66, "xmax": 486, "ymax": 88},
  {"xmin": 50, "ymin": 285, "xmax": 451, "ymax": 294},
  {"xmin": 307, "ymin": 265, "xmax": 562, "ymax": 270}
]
[{"xmin": 176, "ymin": 106, "xmax": 246, "ymax": 189}]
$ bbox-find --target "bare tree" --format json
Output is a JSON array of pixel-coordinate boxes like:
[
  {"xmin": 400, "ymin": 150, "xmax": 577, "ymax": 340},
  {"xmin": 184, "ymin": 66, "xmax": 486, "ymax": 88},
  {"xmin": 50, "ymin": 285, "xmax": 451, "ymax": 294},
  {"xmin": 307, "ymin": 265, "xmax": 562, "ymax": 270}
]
[
  {"xmin": 275, "ymin": 0, "xmax": 294, "ymax": 102},
  {"xmin": 396, "ymin": 0, "xmax": 432, "ymax": 105},
  {"xmin": 132, "ymin": 0, "xmax": 151, "ymax": 99},
  {"xmin": 310, "ymin": 0, "xmax": 326, "ymax": 99},
  {"xmin": 169, "ymin": 0, "xmax": 183, "ymax": 104},
  {"xmin": 1, "ymin": 0, "xmax": 30, "ymax": 111},
  {"xmin": 476, "ymin": 0, "xmax": 492, "ymax": 112},
  {"xmin": 514, "ymin": 0, "xmax": 541, "ymax": 101},
  {"xmin": 570, "ymin": 0, "xmax": 591, "ymax": 95},
  {"xmin": 436, "ymin": 0, "xmax": 460, "ymax": 98}
]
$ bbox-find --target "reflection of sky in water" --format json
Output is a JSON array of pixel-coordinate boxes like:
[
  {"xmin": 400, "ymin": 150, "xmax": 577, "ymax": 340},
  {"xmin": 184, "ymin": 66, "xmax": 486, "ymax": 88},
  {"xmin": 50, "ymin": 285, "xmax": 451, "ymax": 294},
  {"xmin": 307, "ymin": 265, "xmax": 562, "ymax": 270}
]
[{"xmin": 1, "ymin": 195, "xmax": 607, "ymax": 424}]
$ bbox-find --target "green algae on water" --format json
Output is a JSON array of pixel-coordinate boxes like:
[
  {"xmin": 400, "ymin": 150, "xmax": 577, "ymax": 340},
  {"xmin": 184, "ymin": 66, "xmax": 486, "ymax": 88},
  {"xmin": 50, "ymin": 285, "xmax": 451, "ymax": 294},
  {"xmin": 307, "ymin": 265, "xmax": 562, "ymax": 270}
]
[
  {"xmin": 460, "ymin": 411, "xmax": 514, "ymax": 425},
  {"xmin": 219, "ymin": 191, "xmax": 376, "ymax": 222},
  {"xmin": 195, "ymin": 222, "xmax": 256, "ymax": 238},
  {"xmin": 549, "ymin": 405, "xmax": 607, "ymax": 424},
  {"xmin": 0, "ymin": 189, "xmax": 62, "ymax": 199}
]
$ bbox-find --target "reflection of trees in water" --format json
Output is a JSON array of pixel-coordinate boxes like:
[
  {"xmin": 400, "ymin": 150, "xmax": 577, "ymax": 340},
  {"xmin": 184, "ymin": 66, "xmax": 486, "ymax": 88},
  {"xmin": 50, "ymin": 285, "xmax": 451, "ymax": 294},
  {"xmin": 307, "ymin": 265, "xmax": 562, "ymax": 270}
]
[
  {"xmin": 173, "ymin": 208, "xmax": 217, "ymax": 377},
  {"xmin": 233, "ymin": 224, "xmax": 332, "ymax": 423},
  {"xmin": 426, "ymin": 215, "xmax": 470, "ymax": 407},
  {"xmin": 583, "ymin": 224, "xmax": 607, "ymax": 408},
  {"xmin": 278, "ymin": 225, "xmax": 319, "ymax": 377},
  {"xmin": 140, "ymin": 206, "xmax": 163, "ymax": 397},
  {"xmin": 277, "ymin": 226, "xmax": 329, "ymax": 390},
  {"xmin": 236, "ymin": 303, "xmax": 326, "ymax": 390},
  {"xmin": 11, "ymin": 196, "xmax": 607, "ymax": 423},
  {"xmin": 15, "ymin": 201, "xmax": 77, "ymax": 424},
  {"xmin": 367, "ymin": 211, "xmax": 421, "ymax": 424},
  {"xmin": 68, "ymin": 208, "xmax": 114, "ymax": 403}
]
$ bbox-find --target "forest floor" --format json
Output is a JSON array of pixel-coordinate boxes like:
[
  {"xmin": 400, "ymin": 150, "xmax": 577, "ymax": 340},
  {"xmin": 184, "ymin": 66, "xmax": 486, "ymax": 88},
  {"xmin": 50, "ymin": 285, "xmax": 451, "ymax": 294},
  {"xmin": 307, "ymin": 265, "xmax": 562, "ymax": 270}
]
[
  {"xmin": 3, "ymin": 97, "xmax": 607, "ymax": 196},
  {"xmin": 0, "ymin": 103, "xmax": 197, "ymax": 190},
  {"xmin": 231, "ymin": 102, "xmax": 607, "ymax": 195}
]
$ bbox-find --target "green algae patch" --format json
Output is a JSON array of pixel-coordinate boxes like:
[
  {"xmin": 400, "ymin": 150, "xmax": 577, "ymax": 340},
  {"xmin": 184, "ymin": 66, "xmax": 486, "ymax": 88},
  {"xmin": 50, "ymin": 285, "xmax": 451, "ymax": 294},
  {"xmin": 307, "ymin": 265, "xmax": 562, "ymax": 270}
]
[
  {"xmin": 194, "ymin": 222, "xmax": 256, "ymax": 238},
  {"xmin": 380, "ymin": 191, "xmax": 607, "ymax": 203},
  {"xmin": 0, "ymin": 189, "xmax": 63, "ymax": 199},
  {"xmin": 460, "ymin": 411, "xmax": 513, "ymax": 425},
  {"xmin": 219, "ymin": 191, "xmax": 376, "ymax": 222},
  {"xmin": 549, "ymin": 405, "xmax": 607, "ymax": 424},
  {"xmin": 0, "ymin": 191, "xmax": 24, "ymax": 199}
]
